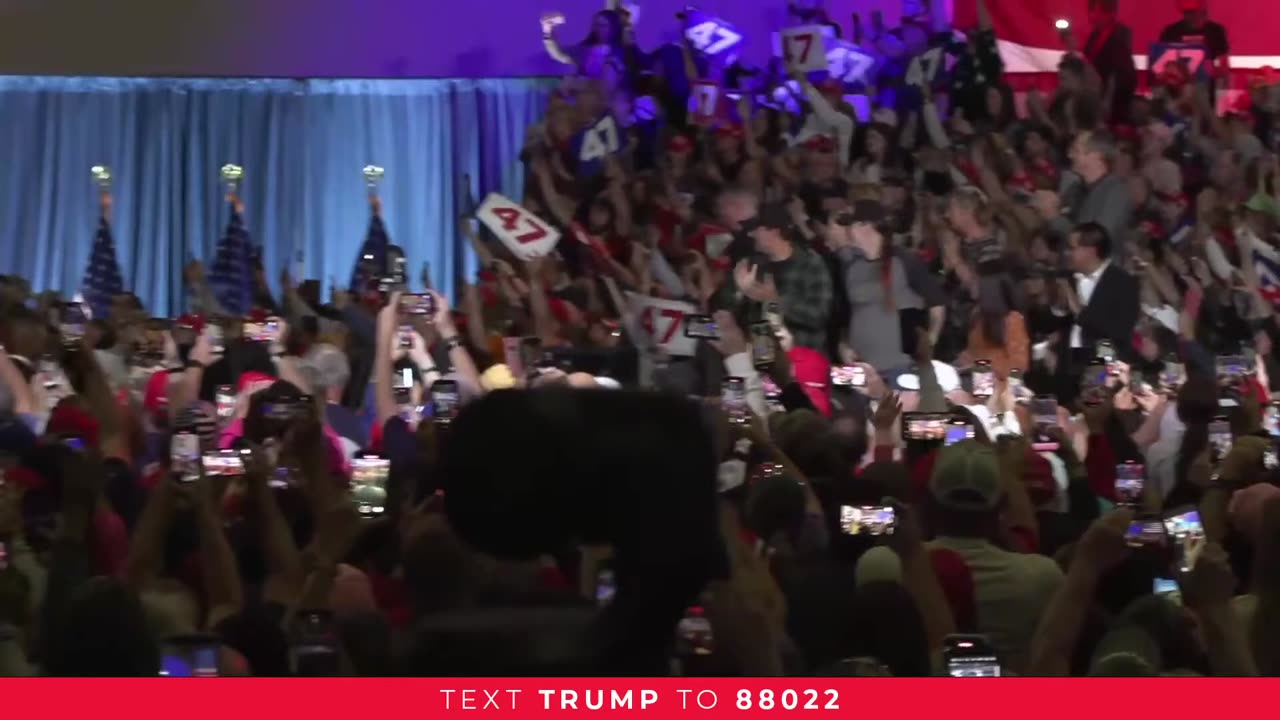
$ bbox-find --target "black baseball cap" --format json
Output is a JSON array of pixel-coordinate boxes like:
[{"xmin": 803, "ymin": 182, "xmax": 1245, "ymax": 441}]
[{"xmin": 740, "ymin": 204, "xmax": 793, "ymax": 233}]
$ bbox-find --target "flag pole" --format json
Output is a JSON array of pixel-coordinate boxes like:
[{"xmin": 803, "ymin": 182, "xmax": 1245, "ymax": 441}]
[
  {"xmin": 363, "ymin": 164, "xmax": 384, "ymax": 217},
  {"xmin": 220, "ymin": 163, "xmax": 244, "ymax": 214},
  {"xmin": 91, "ymin": 165, "xmax": 112, "ymax": 220}
]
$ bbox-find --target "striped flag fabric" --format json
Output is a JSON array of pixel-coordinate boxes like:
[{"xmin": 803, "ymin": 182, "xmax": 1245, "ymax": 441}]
[
  {"xmin": 209, "ymin": 201, "xmax": 254, "ymax": 315},
  {"xmin": 81, "ymin": 215, "xmax": 125, "ymax": 320},
  {"xmin": 348, "ymin": 210, "xmax": 391, "ymax": 294},
  {"xmin": 1253, "ymin": 244, "xmax": 1280, "ymax": 309}
]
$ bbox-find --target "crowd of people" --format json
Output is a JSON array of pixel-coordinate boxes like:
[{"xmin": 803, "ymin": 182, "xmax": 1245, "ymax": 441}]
[{"xmin": 0, "ymin": 0, "xmax": 1279, "ymax": 677}]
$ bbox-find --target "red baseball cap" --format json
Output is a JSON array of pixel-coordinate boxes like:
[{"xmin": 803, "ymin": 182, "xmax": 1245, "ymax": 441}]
[{"xmin": 787, "ymin": 347, "xmax": 832, "ymax": 417}]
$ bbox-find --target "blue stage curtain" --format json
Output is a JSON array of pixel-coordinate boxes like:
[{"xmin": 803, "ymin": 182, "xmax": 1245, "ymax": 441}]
[{"xmin": 0, "ymin": 76, "xmax": 553, "ymax": 315}]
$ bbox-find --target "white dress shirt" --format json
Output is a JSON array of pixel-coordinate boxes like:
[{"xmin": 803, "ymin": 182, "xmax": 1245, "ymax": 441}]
[{"xmin": 1070, "ymin": 260, "xmax": 1110, "ymax": 349}]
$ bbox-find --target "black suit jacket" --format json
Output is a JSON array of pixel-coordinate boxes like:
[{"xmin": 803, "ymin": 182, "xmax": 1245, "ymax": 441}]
[{"xmin": 1074, "ymin": 263, "xmax": 1141, "ymax": 358}]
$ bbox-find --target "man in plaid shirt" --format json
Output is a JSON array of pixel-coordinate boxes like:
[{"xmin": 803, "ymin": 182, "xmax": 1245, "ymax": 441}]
[{"xmin": 737, "ymin": 204, "xmax": 834, "ymax": 354}]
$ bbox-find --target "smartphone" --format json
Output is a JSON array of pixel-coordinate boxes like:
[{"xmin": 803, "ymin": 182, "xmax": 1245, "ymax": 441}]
[
  {"xmin": 242, "ymin": 319, "xmax": 276, "ymax": 343},
  {"xmin": 430, "ymin": 379, "xmax": 460, "ymax": 424},
  {"xmin": 831, "ymin": 365, "xmax": 866, "ymax": 388},
  {"xmin": 723, "ymin": 377, "xmax": 748, "ymax": 424},
  {"xmin": 1164, "ymin": 508, "xmax": 1205, "ymax": 572},
  {"xmin": 290, "ymin": 610, "xmax": 340, "ymax": 677},
  {"xmin": 263, "ymin": 397, "xmax": 310, "ymax": 422},
  {"xmin": 1153, "ymin": 577, "xmax": 1182, "ymax": 604},
  {"xmin": 675, "ymin": 607, "xmax": 714, "ymax": 657},
  {"xmin": 159, "ymin": 634, "xmax": 220, "ymax": 678},
  {"xmin": 206, "ymin": 324, "xmax": 224, "ymax": 354},
  {"xmin": 171, "ymin": 431, "xmax": 201, "ymax": 483},
  {"xmin": 750, "ymin": 322, "xmax": 775, "ymax": 368},
  {"xmin": 60, "ymin": 302, "xmax": 88, "ymax": 344},
  {"xmin": 1266, "ymin": 444, "xmax": 1280, "ymax": 471},
  {"xmin": 398, "ymin": 325, "xmax": 414, "ymax": 349},
  {"xmin": 970, "ymin": 360, "xmax": 995, "ymax": 398},
  {"xmin": 902, "ymin": 412, "xmax": 948, "ymax": 442},
  {"xmin": 943, "ymin": 634, "xmax": 1001, "ymax": 677},
  {"xmin": 1008, "ymin": 368, "xmax": 1024, "ymax": 395},
  {"xmin": 683, "ymin": 314, "xmax": 720, "ymax": 340},
  {"xmin": 1209, "ymin": 417, "xmax": 1232, "ymax": 463},
  {"xmin": 1265, "ymin": 402, "xmax": 1280, "ymax": 438},
  {"xmin": 1083, "ymin": 359, "xmax": 1108, "ymax": 390},
  {"xmin": 1030, "ymin": 396, "xmax": 1060, "ymax": 452},
  {"xmin": 944, "ymin": 420, "xmax": 974, "ymax": 447},
  {"xmin": 1115, "ymin": 461, "xmax": 1144, "ymax": 505},
  {"xmin": 1161, "ymin": 357, "xmax": 1186, "ymax": 390},
  {"xmin": 839, "ymin": 505, "xmax": 897, "ymax": 536},
  {"xmin": 398, "ymin": 293, "xmax": 435, "ymax": 317},
  {"xmin": 1125, "ymin": 515, "xmax": 1167, "ymax": 548},
  {"xmin": 350, "ymin": 456, "xmax": 389, "ymax": 517},
  {"xmin": 394, "ymin": 367, "xmax": 413, "ymax": 391},
  {"xmin": 1217, "ymin": 355, "xmax": 1246, "ymax": 384},
  {"xmin": 215, "ymin": 385, "xmax": 235, "ymax": 420},
  {"xmin": 1095, "ymin": 340, "xmax": 1115, "ymax": 363},
  {"xmin": 201, "ymin": 449, "xmax": 246, "ymax": 476},
  {"xmin": 519, "ymin": 337, "xmax": 543, "ymax": 373},
  {"xmin": 763, "ymin": 301, "xmax": 783, "ymax": 331},
  {"xmin": 595, "ymin": 568, "xmax": 617, "ymax": 608}
]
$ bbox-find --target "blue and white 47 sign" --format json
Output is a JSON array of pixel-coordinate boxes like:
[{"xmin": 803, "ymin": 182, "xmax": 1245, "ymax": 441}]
[
  {"xmin": 682, "ymin": 10, "xmax": 744, "ymax": 63},
  {"xmin": 573, "ymin": 114, "xmax": 622, "ymax": 175},
  {"xmin": 1149, "ymin": 43, "xmax": 1210, "ymax": 82},
  {"xmin": 826, "ymin": 41, "xmax": 877, "ymax": 88}
]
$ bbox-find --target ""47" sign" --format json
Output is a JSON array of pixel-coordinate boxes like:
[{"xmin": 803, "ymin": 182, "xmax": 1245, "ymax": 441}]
[
  {"xmin": 1148, "ymin": 42, "xmax": 1209, "ymax": 82},
  {"xmin": 682, "ymin": 11, "xmax": 744, "ymax": 60},
  {"xmin": 475, "ymin": 193, "xmax": 560, "ymax": 260},
  {"xmin": 627, "ymin": 292, "xmax": 698, "ymax": 356}
]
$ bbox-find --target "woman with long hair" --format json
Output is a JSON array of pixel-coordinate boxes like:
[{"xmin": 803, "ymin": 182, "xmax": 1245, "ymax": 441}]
[
  {"xmin": 541, "ymin": 10, "xmax": 629, "ymax": 93},
  {"xmin": 965, "ymin": 268, "xmax": 1029, "ymax": 381},
  {"xmin": 824, "ymin": 200, "xmax": 925, "ymax": 372}
]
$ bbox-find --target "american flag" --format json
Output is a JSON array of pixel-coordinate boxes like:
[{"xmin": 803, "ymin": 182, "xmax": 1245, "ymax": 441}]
[
  {"xmin": 348, "ymin": 211, "xmax": 391, "ymax": 293},
  {"xmin": 209, "ymin": 202, "xmax": 254, "ymax": 314},
  {"xmin": 1254, "ymin": 245, "xmax": 1280, "ymax": 309},
  {"xmin": 81, "ymin": 216, "xmax": 125, "ymax": 320}
]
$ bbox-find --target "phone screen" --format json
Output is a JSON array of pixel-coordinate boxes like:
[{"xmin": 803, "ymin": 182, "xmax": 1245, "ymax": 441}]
[
  {"xmin": 290, "ymin": 611, "xmax": 340, "ymax": 677},
  {"xmin": 1208, "ymin": 419, "xmax": 1232, "ymax": 463},
  {"xmin": 1095, "ymin": 340, "xmax": 1115, "ymax": 362},
  {"xmin": 944, "ymin": 422, "xmax": 974, "ymax": 446},
  {"xmin": 1161, "ymin": 358, "xmax": 1186, "ymax": 389},
  {"xmin": 972, "ymin": 363, "xmax": 994, "ymax": 397},
  {"xmin": 1266, "ymin": 403, "xmax": 1280, "ymax": 438},
  {"xmin": 1125, "ymin": 517, "xmax": 1167, "ymax": 548},
  {"xmin": 1216, "ymin": 355, "xmax": 1246, "ymax": 384},
  {"xmin": 675, "ymin": 607, "xmax": 714, "ymax": 657},
  {"xmin": 830, "ymin": 365, "xmax": 866, "ymax": 388},
  {"xmin": 201, "ymin": 449, "xmax": 246, "ymax": 476},
  {"xmin": 1153, "ymin": 577, "xmax": 1182, "ymax": 604},
  {"xmin": 399, "ymin": 293, "xmax": 435, "ymax": 317},
  {"xmin": 943, "ymin": 635, "xmax": 1001, "ymax": 677},
  {"xmin": 207, "ymin": 324, "xmax": 224, "ymax": 354},
  {"xmin": 216, "ymin": 385, "xmax": 235, "ymax": 420},
  {"xmin": 723, "ymin": 377, "xmax": 747, "ymax": 423},
  {"xmin": 683, "ymin": 314, "xmax": 720, "ymax": 340},
  {"xmin": 171, "ymin": 432, "xmax": 201, "ymax": 482},
  {"xmin": 61, "ymin": 303, "xmax": 88, "ymax": 342},
  {"xmin": 519, "ymin": 337, "xmax": 543, "ymax": 372},
  {"xmin": 430, "ymin": 380, "xmax": 460, "ymax": 423},
  {"xmin": 595, "ymin": 569, "xmax": 616, "ymax": 608},
  {"xmin": 351, "ymin": 456, "xmax": 389, "ymax": 517},
  {"xmin": 839, "ymin": 505, "xmax": 897, "ymax": 536},
  {"xmin": 750, "ymin": 323, "xmax": 774, "ymax": 367},
  {"xmin": 1115, "ymin": 462, "xmax": 1144, "ymax": 505},
  {"xmin": 1029, "ymin": 396, "xmax": 1059, "ymax": 448},
  {"xmin": 160, "ymin": 637, "xmax": 220, "ymax": 678},
  {"xmin": 1163, "ymin": 508, "xmax": 1206, "ymax": 572},
  {"xmin": 902, "ymin": 412, "xmax": 948, "ymax": 441}
]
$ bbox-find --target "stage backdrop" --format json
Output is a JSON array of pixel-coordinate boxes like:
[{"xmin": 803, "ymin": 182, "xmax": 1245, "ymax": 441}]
[{"xmin": 0, "ymin": 76, "xmax": 552, "ymax": 315}]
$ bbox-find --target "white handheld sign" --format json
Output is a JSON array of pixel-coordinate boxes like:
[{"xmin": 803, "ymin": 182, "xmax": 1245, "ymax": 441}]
[
  {"xmin": 475, "ymin": 193, "xmax": 560, "ymax": 261},
  {"xmin": 780, "ymin": 25, "xmax": 830, "ymax": 73},
  {"xmin": 626, "ymin": 292, "xmax": 698, "ymax": 356}
]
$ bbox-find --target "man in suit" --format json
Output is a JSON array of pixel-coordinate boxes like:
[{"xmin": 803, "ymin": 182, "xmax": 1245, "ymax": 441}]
[
  {"xmin": 1058, "ymin": 222, "xmax": 1140, "ymax": 380},
  {"xmin": 1083, "ymin": 0, "xmax": 1137, "ymax": 124}
]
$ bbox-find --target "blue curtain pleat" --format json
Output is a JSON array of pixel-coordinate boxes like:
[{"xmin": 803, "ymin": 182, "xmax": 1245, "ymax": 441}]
[{"xmin": 0, "ymin": 76, "xmax": 553, "ymax": 315}]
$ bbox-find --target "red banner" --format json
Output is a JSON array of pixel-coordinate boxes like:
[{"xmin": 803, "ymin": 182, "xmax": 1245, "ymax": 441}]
[{"xmin": 3, "ymin": 678, "xmax": 1269, "ymax": 718}]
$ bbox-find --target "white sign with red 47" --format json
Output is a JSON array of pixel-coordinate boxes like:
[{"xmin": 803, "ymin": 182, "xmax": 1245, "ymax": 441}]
[
  {"xmin": 475, "ymin": 192, "xmax": 560, "ymax": 261},
  {"xmin": 780, "ymin": 25, "xmax": 831, "ymax": 73},
  {"xmin": 626, "ymin": 292, "xmax": 698, "ymax": 357}
]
